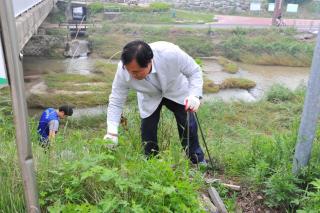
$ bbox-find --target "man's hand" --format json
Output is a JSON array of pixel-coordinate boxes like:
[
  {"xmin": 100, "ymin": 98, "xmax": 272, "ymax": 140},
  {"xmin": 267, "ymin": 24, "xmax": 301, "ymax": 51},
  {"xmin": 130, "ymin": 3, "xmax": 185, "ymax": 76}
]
[
  {"xmin": 103, "ymin": 133, "xmax": 118, "ymax": 148},
  {"xmin": 184, "ymin": 96, "xmax": 201, "ymax": 112}
]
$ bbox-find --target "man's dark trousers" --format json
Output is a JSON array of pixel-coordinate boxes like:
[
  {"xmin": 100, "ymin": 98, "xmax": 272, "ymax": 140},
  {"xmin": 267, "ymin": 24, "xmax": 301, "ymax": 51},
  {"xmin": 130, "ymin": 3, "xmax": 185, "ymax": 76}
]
[{"xmin": 141, "ymin": 98, "xmax": 205, "ymax": 164}]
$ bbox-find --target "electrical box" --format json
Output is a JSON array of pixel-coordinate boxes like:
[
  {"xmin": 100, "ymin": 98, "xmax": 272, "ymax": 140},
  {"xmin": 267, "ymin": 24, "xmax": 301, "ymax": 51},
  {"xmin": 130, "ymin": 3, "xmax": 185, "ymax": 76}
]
[{"xmin": 0, "ymin": 36, "xmax": 7, "ymax": 85}]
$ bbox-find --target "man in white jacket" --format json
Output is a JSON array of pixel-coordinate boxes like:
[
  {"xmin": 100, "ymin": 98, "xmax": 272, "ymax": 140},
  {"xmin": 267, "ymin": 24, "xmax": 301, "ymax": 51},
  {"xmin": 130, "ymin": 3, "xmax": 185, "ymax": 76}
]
[{"xmin": 104, "ymin": 40, "xmax": 205, "ymax": 164}]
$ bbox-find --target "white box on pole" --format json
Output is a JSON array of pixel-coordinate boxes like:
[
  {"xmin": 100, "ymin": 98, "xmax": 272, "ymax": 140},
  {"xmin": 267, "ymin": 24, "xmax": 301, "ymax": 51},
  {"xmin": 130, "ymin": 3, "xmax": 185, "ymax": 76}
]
[{"xmin": 0, "ymin": 35, "xmax": 7, "ymax": 85}]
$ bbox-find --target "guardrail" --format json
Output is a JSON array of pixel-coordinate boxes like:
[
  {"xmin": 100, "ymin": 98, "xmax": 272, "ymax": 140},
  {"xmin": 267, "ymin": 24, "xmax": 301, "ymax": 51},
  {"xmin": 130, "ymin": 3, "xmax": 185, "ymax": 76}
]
[{"xmin": 13, "ymin": 0, "xmax": 45, "ymax": 17}]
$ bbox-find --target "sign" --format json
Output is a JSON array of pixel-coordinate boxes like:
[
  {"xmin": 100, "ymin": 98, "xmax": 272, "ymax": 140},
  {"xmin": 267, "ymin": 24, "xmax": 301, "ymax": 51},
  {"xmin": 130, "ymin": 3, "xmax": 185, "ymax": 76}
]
[
  {"xmin": 0, "ymin": 36, "xmax": 7, "ymax": 85},
  {"xmin": 250, "ymin": 2, "xmax": 261, "ymax": 11},
  {"xmin": 287, "ymin": 4, "xmax": 299, "ymax": 13},
  {"xmin": 268, "ymin": 3, "xmax": 275, "ymax": 12}
]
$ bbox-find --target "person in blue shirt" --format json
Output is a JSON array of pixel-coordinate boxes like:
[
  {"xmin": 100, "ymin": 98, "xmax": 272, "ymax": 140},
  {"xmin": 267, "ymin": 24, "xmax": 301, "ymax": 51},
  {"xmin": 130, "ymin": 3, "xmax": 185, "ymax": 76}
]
[{"xmin": 37, "ymin": 105, "xmax": 73, "ymax": 147}]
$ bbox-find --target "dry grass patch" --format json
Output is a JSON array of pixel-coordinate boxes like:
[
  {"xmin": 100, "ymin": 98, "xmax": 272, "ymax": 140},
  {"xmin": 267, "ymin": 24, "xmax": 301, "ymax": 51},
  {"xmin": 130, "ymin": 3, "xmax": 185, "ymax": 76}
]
[
  {"xmin": 217, "ymin": 57, "xmax": 239, "ymax": 74},
  {"xmin": 203, "ymin": 78, "xmax": 220, "ymax": 93},
  {"xmin": 220, "ymin": 78, "xmax": 256, "ymax": 90}
]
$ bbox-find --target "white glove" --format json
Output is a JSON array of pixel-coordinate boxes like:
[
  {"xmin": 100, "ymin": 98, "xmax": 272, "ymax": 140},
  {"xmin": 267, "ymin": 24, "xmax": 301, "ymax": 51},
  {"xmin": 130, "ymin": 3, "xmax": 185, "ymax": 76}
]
[
  {"xmin": 104, "ymin": 121, "xmax": 119, "ymax": 148},
  {"xmin": 103, "ymin": 133, "xmax": 118, "ymax": 148},
  {"xmin": 184, "ymin": 96, "xmax": 201, "ymax": 112}
]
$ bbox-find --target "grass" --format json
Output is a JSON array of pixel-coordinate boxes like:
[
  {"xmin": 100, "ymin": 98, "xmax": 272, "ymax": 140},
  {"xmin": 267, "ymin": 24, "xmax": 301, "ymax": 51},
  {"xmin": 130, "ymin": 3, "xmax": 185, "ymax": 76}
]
[
  {"xmin": 87, "ymin": 24, "xmax": 314, "ymax": 67},
  {"xmin": 1, "ymin": 94, "xmax": 206, "ymax": 212},
  {"xmin": 220, "ymin": 78, "xmax": 256, "ymax": 90},
  {"xmin": 89, "ymin": 24, "xmax": 214, "ymax": 59},
  {"xmin": 266, "ymin": 84, "xmax": 295, "ymax": 103},
  {"xmin": 116, "ymin": 9, "xmax": 214, "ymax": 24},
  {"xmin": 3, "ymin": 85, "xmax": 320, "ymax": 211},
  {"xmin": 217, "ymin": 56, "xmax": 239, "ymax": 74},
  {"xmin": 174, "ymin": 9, "xmax": 214, "ymax": 23},
  {"xmin": 27, "ymin": 93, "xmax": 108, "ymax": 108},
  {"xmin": 94, "ymin": 2, "xmax": 213, "ymax": 24},
  {"xmin": 2, "ymin": 86, "xmax": 320, "ymax": 211},
  {"xmin": 89, "ymin": 34, "xmax": 132, "ymax": 59},
  {"xmin": 203, "ymin": 78, "xmax": 220, "ymax": 94},
  {"xmin": 27, "ymin": 63, "xmax": 117, "ymax": 108},
  {"xmin": 219, "ymin": 28, "xmax": 315, "ymax": 67},
  {"xmin": 47, "ymin": 8, "xmax": 66, "ymax": 24}
]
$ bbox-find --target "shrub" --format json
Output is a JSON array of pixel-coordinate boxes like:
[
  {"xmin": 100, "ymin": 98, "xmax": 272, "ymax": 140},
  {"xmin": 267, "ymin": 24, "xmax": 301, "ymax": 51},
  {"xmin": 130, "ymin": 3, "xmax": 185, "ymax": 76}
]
[
  {"xmin": 266, "ymin": 84, "xmax": 294, "ymax": 103},
  {"xmin": 217, "ymin": 56, "xmax": 239, "ymax": 74},
  {"xmin": 150, "ymin": 2, "xmax": 171, "ymax": 12},
  {"xmin": 264, "ymin": 170, "xmax": 303, "ymax": 208},
  {"xmin": 88, "ymin": 2, "xmax": 105, "ymax": 14},
  {"xmin": 297, "ymin": 179, "xmax": 320, "ymax": 212},
  {"xmin": 203, "ymin": 79, "xmax": 220, "ymax": 93},
  {"xmin": 220, "ymin": 78, "xmax": 256, "ymax": 89}
]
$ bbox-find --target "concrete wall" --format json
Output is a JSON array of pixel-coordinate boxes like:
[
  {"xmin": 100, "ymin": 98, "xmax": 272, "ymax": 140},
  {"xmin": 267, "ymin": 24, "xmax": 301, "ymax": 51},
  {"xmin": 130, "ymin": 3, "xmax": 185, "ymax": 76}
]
[{"xmin": 15, "ymin": 0, "xmax": 54, "ymax": 51}]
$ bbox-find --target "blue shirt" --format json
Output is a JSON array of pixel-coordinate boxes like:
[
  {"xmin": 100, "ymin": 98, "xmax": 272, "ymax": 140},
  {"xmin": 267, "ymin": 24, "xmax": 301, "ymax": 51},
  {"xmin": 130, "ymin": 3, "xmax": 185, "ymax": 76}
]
[{"xmin": 37, "ymin": 108, "xmax": 59, "ymax": 139}]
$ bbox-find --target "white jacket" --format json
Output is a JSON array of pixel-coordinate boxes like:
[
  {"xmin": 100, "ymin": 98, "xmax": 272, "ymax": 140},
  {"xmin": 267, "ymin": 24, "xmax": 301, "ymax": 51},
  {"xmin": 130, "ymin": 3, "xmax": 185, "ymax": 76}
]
[{"xmin": 107, "ymin": 41, "xmax": 203, "ymax": 133}]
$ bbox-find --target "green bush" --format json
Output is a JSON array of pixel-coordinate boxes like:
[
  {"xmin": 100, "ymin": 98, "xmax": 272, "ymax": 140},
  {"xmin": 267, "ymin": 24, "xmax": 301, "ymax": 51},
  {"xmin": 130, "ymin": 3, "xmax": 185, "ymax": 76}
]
[
  {"xmin": 150, "ymin": 2, "xmax": 171, "ymax": 12},
  {"xmin": 176, "ymin": 36, "xmax": 214, "ymax": 57},
  {"xmin": 264, "ymin": 170, "xmax": 303, "ymax": 208},
  {"xmin": 220, "ymin": 78, "xmax": 256, "ymax": 89},
  {"xmin": 88, "ymin": 2, "xmax": 105, "ymax": 14},
  {"xmin": 297, "ymin": 179, "xmax": 320, "ymax": 212},
  {"xmin": 266, "ymin": 84, "xmax": 294, "ymax": 102},
  {"xmin": 221, "ymin": 32, "xmax": 314, "ymax": 66},
  {"xmin": 41, "ymin": 149, "xmax": 204, "ymax": 212},
  {"xmin": 195, "ymin": 58, "xmax": 203, "ymax": 68},
  {"xmin": 47, "ymin": 10, "xmax": 66, "ymax": 23}
]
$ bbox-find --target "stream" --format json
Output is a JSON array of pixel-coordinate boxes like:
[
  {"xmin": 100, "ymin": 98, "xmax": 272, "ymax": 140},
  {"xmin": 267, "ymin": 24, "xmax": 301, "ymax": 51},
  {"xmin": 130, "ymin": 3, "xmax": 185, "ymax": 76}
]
[{"xmin": 23, "ymin": 56, "xmax": 310, "ymax": 117}]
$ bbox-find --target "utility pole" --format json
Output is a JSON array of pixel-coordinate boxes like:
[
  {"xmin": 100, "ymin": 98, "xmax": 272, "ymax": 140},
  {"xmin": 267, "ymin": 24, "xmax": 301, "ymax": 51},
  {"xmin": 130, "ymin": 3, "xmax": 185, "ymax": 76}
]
[
  {"xmin": 272, "ymin": 0, "xmax": 283, "ymax": 26},
  {"xmin": 293, "ymin": 30, "xmax": 320, "ymax": 175},
  {"xmin": 0, "ymin": 0, "xmax": 39, "ymax": 212}
]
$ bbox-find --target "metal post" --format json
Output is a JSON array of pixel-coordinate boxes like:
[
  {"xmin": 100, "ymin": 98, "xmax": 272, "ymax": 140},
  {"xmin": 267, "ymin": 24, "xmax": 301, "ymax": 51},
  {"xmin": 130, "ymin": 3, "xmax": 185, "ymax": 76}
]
[
  {"xmin": 293, "ymin": 29, "xmax": 320, "ymax": 175},
  {"xmin": 0, "ymin": 0, "xmax": 39, "ymax": 212}
]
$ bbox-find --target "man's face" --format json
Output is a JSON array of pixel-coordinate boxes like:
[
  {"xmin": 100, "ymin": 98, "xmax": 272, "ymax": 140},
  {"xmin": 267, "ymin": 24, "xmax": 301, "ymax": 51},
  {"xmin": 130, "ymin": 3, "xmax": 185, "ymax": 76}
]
[
  {"xmin": 125, "ymin": 59, "xmax": 151, "ymax": 80},
  {"xmin": 58, "ymin": 111, "xmax": 66, "ymax": 119}
]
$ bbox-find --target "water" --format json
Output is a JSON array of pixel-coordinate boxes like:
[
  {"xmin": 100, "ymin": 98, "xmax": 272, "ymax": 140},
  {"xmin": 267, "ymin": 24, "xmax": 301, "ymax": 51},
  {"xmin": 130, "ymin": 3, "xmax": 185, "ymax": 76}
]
[
  {"xmin": 24, "ymin": 56, "xmax": 311, "ymax": 116},
  {"xmin": 29, "ymin": 105, "xmax": 107, "ymax": 119},
  {"xmin": 203, "ymin": 59, "xmax": 310, "ymax": 102},
  {"xmin": 23, "ymin": 56, "xmax": 94, "ymax": 75},
  {"xmin": 23, "ymin": 56, "xmax": 118, "ymax": 76}
]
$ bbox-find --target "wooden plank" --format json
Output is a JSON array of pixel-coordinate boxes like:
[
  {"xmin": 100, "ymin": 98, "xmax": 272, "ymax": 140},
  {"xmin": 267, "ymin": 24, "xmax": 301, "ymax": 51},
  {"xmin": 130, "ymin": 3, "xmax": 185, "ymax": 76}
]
[
  {"xmin": 208, "ymin": 187, "xmax": 228, "ymax": 213},
  {"xmin": 201, "ymin": 194, "xmax": 218, "ymax": 213},
  {"xmin": 205, "ymin": 178, "xmax": 241, "ymax": 191},
  {"xmin": 221, "ymin": 183, "xmax": 241, "ymax": 191}
]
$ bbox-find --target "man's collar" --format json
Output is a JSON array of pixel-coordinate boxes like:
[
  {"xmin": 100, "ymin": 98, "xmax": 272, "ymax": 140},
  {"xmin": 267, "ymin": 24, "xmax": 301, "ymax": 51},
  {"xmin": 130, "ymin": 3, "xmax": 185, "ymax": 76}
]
[{"xmin": 150, "ymin": 60, "xmax": 157, "ymax": 74}]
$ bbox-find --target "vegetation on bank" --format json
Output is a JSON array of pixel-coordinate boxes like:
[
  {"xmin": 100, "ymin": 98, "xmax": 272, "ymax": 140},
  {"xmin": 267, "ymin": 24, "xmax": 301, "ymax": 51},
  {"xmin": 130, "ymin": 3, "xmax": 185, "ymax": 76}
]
[
  {"xmin": 44, "ymin": 5, "xmax": 316, "ymax": 66},
  {"xmin": 88, "ymin": 2, "xmax": 213, "ymax": 24},
  {"xmin": 218, "ymin": 28, "xmax": 314, "ymax": 67},
  {"xmin": 27, "ymin": 62, "xmax": 116, "ymax": 108},
  {"xmin": 88, "ymin": 23, "xmax": 315, "ymax": 67},
  {"xmin": 2, "ymin": 85, "xmax": 320, "ymax": 212},
  {"xmin": 217, "ymin": 56, "xmax": 239, "ymax": 74},
  {"xmin": 220, "ymin": 78, "xmax": 256, "ymax": 90},
  {"xmin": 88, "ymin": 25, "xmax": 214, "ymax": 59}
]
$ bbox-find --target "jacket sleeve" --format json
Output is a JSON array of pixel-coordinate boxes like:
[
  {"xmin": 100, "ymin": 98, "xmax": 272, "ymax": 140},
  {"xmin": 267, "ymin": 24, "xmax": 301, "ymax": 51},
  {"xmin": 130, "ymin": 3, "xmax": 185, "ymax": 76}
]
[
  {"xmin": 177, "ymin": 47, "xmax": 203, "ymax": 97},
  {"xmin": 106, "ymin": 63, "xmax": 129, "ymax": 134}
]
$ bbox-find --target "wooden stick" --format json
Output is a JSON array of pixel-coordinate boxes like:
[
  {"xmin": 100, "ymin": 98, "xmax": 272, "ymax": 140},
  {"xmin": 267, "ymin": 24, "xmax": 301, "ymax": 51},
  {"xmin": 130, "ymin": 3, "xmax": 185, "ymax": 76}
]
[
  {"xmin": 221, "ymin": 183, "xmax": 241, "ymax": 191},
  {"xmin": 205, "ymin": 178, "xmax": 241, "ymax": 191},
  {"xmin": 201, "ymin": 194, "xmax": 218, "ymax": 213},
  {"xmin": 208, "ymin": 187, "xmax": 228, "ymax": 213}
]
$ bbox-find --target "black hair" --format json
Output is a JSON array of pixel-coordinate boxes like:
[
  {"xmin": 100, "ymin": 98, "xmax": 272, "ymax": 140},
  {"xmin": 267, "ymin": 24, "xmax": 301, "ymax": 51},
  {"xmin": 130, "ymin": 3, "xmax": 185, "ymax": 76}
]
[
  {"xmin": 59, "ymin": 105, "xmax": 73, "ymax": 116},
  {"xmin": 121, "ymin": 40, "xmax": 153, "ymax": 68}
]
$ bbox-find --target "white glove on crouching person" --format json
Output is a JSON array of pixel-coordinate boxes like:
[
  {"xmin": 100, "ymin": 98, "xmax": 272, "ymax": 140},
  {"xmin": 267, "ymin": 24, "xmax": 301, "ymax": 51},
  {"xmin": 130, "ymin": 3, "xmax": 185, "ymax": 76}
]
[
  {"xmin": 103, "ymin": 121, "xmax": 119, "ymax": 148},
  {"xmin": 184, "ymin": 96, "xmax": 201, "ymax": 112}
]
